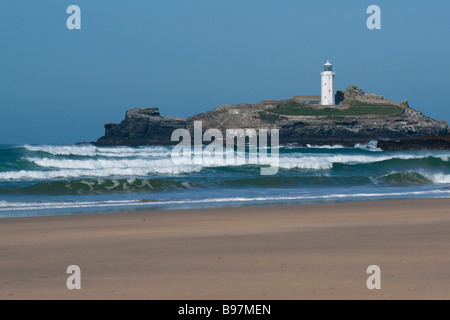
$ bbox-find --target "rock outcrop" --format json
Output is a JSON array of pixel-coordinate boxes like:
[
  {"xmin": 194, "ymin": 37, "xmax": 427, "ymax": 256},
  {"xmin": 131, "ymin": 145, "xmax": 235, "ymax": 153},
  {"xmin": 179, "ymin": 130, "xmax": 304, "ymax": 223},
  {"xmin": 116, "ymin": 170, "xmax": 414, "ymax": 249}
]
[
  {"xmin": 94, "ymin": 88, "xmax": 448, "ymax": 148},
  {"xmin": 377, "ymin": 133, "xmax": 450, "ymax": 151},
  {"xmin": 95, "ymin": 108, "xmax": 187, "ymax": 146},
  {"xmin": 336, "ymin": 86, "xmax": 384, "ymax": 105}
]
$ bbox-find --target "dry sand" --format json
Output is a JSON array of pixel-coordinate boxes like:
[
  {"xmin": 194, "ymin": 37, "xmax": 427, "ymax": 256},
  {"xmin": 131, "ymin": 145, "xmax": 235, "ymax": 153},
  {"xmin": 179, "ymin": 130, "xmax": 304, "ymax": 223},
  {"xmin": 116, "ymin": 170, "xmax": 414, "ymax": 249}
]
[{"xmin": 1, "ymin": 198, "xmax": 450, "ymax": 299}]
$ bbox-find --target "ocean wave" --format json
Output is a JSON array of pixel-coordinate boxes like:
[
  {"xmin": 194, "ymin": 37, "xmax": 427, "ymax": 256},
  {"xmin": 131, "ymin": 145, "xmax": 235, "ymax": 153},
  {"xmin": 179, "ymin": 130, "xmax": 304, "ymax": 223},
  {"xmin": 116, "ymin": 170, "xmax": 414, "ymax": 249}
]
[
  {"xmin": 25, "ymin": 151, "xmax": 450, "ymax": 169},
  {"xmin": 275, "ymin": 152, "xmax": 450, "ymax": 170},
  {"xmin": 23, "ymin": 144, "xmax": 172, "ymax": 158},
  {"xmin": 305, "ymin": 144, "xmax": 346, "ymax": 149},
  {"xmin": 0, "ymin": 164, "xmax": 202, "ymax": 180},
  {"xmin": 291, "ymin": 141, "xmax": 382, "ymax": 152},
  {"xmin": 424, "ymin": 173, "xmax": 450, "ymax": 184},
  {"xmin": 380, "ymin": 171, "xmax": 450, "ymax": 185},
  {"xmin": 25, "ymin": 157, "xmax": 174, "ymax": 170},
  {"xmin": 0, "ymin": 178, "xmax": 202, "ymax": 195},
  {"xmin": 0, "ymin": 199, "xmax": 138, "ymax": 211},
  {"xmin": 2, "ymin": 189, "xmax": 450, "ymax": 212},
  {"xmin": 0, "ymin": 151, "xmax": 445, "ymax": 181},
  {"xmin": 354, "ymin": 141, "xmax": 382, "ymax": 152},
  {"xmin": 380, "ymin": 171, "xmax": 432, "ymax": 185}
]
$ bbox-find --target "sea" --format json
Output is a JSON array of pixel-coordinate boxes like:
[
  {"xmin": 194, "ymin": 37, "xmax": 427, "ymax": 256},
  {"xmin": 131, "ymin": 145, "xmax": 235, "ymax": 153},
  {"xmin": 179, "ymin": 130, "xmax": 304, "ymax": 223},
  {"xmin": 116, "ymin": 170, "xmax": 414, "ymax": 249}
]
[{"xmin": 1, "ymin": 142, "xmax": 450, "ymax": 218}]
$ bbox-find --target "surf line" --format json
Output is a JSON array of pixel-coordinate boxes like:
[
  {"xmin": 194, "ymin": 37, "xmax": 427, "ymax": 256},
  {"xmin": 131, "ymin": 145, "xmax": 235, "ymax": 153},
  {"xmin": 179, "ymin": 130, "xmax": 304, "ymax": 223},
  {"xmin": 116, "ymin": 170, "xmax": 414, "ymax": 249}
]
[{"xmin": 171, "ymin": 121, "xmax": 279, "ymax": 176}]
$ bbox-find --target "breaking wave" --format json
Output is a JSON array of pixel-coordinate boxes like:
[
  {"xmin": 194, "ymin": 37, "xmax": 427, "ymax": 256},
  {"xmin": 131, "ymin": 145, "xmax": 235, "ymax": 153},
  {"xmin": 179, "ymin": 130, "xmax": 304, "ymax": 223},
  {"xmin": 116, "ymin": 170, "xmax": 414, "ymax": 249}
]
[
  {"xmin": 2, "ymin": 189, "xmax": 450, "ymax": 213},
  {"xmin": 0, "ymin": 143, "xmax": 449, "ymax": 216},
  {"xmin": 0, "ymin": 145, "xmax": 447, "ymax": 180},
  {"xmin": 23, "ymin": 144, "xmax": 172, "ymax": 158},
  {"xmin": 0, "ymin": 178, "xmax": 202, "ymax": 195}
]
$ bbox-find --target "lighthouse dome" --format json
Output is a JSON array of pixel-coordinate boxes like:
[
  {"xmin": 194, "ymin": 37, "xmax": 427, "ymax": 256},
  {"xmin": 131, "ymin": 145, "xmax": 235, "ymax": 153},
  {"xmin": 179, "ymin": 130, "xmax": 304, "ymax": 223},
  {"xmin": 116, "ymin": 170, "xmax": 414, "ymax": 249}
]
[{"xmin": 324, "ymin": 60, "xmax": 332, "ymax": 71}]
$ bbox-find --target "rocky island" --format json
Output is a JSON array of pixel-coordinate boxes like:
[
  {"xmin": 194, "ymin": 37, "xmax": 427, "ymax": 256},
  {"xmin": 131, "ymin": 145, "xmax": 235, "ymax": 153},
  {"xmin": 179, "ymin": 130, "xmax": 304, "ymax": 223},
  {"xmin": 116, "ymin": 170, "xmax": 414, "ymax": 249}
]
[{"xmin": 94, "ymin": 86, "xmax": 449, "ymax": 149}]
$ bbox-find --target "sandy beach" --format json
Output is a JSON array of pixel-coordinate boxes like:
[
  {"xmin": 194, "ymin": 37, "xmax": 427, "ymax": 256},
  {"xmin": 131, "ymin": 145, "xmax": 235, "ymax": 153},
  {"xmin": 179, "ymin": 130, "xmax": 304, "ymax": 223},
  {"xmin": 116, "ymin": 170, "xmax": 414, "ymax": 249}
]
[{"xmin": 1, "ymin": 198, "xmax": 450, "ymax": 300}]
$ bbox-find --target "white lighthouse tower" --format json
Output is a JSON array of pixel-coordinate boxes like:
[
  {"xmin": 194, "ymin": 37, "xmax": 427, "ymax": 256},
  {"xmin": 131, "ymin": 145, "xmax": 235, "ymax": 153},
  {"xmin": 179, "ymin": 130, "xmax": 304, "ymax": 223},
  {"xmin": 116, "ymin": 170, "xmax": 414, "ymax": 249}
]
[{"xmin": 321, "ymin": 60, "xmax": 335, "ymax": 105}]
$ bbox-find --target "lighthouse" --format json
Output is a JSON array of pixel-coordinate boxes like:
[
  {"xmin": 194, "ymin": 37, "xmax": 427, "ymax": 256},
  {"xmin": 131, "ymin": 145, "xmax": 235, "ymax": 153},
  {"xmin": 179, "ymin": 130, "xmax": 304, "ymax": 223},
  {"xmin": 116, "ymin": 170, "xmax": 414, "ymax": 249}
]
[{"xmin": 321, "ymin": 60, "xmax": 335, "ymax": 105}]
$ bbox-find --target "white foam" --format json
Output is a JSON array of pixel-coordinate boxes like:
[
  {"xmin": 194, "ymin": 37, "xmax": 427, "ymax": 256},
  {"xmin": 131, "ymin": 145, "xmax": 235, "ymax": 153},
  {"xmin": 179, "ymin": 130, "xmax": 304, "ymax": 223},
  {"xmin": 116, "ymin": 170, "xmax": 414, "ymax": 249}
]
[
  {"xmin": 180, "ymin": 149, "xmax": 450, "ymax": 171},
  {"xmin": 306, "ymin": 144, "xmax": 345, "ymax": 149},
  {"xmin": 424, "ymin": 173, "xmax": 450, "ymax": 184},
  {"xmin": 274, "ymin": 152, "xmax": 449, "ymax": 170},
  {"xmin": 24, "ymin": 144, "xmax": 97, "ymax": 156},
  {"xmin": 0, "ymin": 150, "xmax": 444, "ymax": 181},
  {"xmin": 3, "ymin": 145, "xmax": 447, "ymax": 181},
  {"xmin": 294, "ymin": 141, "xmax": 381, "ymax": 151},
  {"xmin": 354, "ymin": 141, "xmax": 382, "ymax": 152},
  {"xmin": 2, "ymin": 189, "xmax": 450, "ymax": 212},
  {"xmin": 23, "ymin": 144, "xmax": 171, "ymax": 158},
  {"xmin": 0, "ymin": 165, "xmax": 202, "ymax": 180},
  {"xmin": 26, "ymin": 157, "xmax": 176, "ymax": 170}
]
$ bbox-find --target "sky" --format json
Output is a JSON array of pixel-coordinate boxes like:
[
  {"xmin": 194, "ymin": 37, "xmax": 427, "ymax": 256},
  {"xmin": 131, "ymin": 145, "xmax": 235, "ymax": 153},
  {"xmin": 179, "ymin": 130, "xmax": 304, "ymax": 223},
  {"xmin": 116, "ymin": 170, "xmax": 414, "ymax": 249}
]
[{"xmin": 0, "ymin": 0, "xmax": 449, "ymax": 144}]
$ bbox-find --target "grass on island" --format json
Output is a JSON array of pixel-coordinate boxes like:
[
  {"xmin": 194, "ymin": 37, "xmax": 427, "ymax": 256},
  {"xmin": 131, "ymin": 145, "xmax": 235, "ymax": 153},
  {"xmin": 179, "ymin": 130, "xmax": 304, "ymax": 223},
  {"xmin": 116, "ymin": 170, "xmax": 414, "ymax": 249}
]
[
  {"xmin": 267, "ymin": 100, "xmax": 404, "ymax": 116},
  {"xmin": 256, "ymin": 111, "xmax": 288, "ymax": 123}
]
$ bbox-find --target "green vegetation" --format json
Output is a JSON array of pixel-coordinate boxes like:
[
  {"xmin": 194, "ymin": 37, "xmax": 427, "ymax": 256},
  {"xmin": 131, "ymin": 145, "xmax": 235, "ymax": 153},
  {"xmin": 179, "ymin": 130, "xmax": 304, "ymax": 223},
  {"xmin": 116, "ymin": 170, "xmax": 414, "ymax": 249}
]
[
  {"xmin": 267, "ymin": 100, "xmax": 403, "ymax": 117},
  {"xmin": 256, "ymin": 111, "xmax": 287, "ymax": 123}
]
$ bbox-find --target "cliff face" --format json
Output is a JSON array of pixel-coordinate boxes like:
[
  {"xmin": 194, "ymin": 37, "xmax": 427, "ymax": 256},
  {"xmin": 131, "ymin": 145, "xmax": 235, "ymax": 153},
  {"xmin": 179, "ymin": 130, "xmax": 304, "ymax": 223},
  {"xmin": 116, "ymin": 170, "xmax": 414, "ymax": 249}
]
[
  {"xmin": 94, "ymin": 94, "xmax": 448, "ymax": 147},
  {"xmin": 377, "ymin": 133, "xmax": 450, "ymax": 151},
  {"xmin": 95, "ymin": 108, "xmax": 187, "ymax": 146}
]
